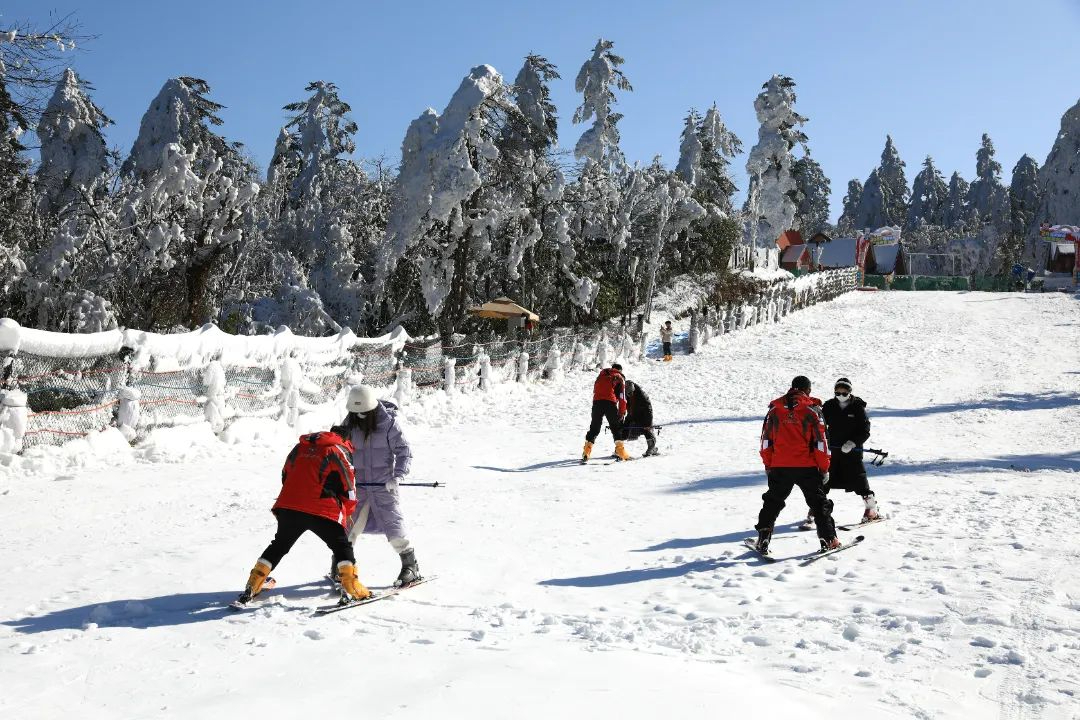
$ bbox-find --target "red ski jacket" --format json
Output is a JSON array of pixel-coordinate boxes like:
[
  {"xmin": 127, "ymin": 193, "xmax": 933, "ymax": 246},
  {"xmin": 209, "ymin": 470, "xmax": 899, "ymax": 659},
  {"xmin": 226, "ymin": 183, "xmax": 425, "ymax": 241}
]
[
  {"xmin": 273, "ymin": 431, "xmax": 357, "ymax": 526},
  {"xmin": 593, "ymin": 368, "xmax": 627, "ymax": 415},
  {"xmin": 759, "ymin": 390, "xmax": 831, "ymax": 473}
]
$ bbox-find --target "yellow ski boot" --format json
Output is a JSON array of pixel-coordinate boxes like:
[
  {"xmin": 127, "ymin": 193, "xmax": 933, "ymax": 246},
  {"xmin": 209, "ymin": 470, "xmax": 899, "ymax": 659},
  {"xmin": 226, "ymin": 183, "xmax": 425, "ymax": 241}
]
[
  {"xmin": 337, "ymin": 562, "xmax": 373, "ymax": 602},
  {"xmin": 614, "ymin": 440, "xmax": 631, "ymax": 461},
  {"xmin": 581, "ymin": 441, "xmax": 593, "ymax": 464}
]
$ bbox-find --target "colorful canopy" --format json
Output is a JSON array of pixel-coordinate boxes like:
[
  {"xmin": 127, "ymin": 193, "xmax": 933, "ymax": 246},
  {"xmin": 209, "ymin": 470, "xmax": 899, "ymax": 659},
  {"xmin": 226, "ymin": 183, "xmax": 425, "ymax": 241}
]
[{"xmin": 467, "ymin": 297, "xmax": 540, "ymax": 322}]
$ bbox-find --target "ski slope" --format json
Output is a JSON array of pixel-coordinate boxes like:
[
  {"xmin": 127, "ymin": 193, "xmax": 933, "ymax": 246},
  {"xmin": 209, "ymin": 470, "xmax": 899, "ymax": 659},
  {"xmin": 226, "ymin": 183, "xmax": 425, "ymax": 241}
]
[{"xmin": 2, "ymin": 291, "xmax": 1079, "ymax": 719}]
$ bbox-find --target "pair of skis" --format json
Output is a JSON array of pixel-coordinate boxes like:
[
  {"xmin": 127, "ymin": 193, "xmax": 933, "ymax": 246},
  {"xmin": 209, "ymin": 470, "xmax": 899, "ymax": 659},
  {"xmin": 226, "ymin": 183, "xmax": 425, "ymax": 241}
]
[
  {"xmin": 743, "ymin": 535, "xmax": 865, "ymax": 565},
  {"xmin": 228, "ymin": 575, "xmax": 434, "ymax": 615}
]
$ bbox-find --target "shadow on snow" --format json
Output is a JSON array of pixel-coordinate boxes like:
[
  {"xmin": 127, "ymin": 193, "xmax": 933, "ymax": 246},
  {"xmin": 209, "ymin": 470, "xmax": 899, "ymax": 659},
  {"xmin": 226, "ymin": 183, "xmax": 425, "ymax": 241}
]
[{"xmin": 2, "ymin": 581, "xmax": 335, "ymax": 635}]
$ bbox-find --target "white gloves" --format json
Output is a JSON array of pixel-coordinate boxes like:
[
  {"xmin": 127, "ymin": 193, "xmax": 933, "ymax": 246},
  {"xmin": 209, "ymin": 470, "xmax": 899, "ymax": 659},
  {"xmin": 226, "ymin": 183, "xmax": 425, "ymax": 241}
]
[
  {"xmin": 385, "ymin": 478, "xmax": 399, "ymax": 493},
  {"xmin": 841, "ymin": 440, "xmax": 856, "ymax": 454}
]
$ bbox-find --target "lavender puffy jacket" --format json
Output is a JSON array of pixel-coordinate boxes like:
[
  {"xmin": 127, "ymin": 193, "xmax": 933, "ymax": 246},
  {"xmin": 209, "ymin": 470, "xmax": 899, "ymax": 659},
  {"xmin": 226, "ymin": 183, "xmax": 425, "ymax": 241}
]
[{"xmin": 348, "ymin": 400, "xmax": 412, "ymax": 538}]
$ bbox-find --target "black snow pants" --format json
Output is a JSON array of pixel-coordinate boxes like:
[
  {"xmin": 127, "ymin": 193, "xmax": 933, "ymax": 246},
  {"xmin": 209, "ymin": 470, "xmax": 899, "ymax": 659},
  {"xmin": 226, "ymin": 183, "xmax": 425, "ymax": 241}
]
[
  {"xmin": 586, "ymin": 399, "xmax": 624, "ymax": 443},
  {"xmin": 756, "ymin": 467, "xmax": 836, "ymax": 540},
  {"xmin": 260, "ymin": 508, "xmax": 356, "ymax": 569}
]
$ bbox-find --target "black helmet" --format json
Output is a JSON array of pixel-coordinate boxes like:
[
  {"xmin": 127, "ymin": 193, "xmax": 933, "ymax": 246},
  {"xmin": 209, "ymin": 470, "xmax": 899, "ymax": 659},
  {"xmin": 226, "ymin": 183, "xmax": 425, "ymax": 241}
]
[
  {"xmin": 611, "ymin": 363, "xmax": 623, "ymax": 371},
  {"xmin": 791, "ymin": 375, "xmax": 811, "ymax": 392}
]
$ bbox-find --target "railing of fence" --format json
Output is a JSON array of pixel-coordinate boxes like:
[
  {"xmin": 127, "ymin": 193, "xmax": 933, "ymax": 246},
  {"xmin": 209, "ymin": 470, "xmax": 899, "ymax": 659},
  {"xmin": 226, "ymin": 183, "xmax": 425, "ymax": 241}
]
[{"xmin": 0, "ymin": 268, "xmax": 856, "ymax": 454}]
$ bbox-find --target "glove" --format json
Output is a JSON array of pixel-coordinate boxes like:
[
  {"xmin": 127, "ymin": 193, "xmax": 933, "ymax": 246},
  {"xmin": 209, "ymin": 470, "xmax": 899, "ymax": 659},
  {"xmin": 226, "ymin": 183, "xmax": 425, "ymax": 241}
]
[
  {"xmin": 385, "ymin": 477, "xmax": 399, "ymax": 493},
  {"xmin": 841, "ymin": 440, "xmax": 856, "ymax": 454}
]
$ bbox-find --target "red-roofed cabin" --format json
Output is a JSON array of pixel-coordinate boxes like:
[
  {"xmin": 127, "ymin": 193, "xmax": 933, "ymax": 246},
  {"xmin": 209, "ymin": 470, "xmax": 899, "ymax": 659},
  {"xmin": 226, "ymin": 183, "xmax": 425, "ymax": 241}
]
[
  {"xmin": 780, "ymin": 244, "xmax": 813, "ymax": 272},
  {"xmin": 776, "ymin": 230, "xmax": 804, "ymax": 252}
]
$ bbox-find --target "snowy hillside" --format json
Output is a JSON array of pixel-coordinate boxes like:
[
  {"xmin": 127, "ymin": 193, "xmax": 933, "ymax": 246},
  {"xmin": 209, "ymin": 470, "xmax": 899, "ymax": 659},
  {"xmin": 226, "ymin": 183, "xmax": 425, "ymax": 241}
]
[{"xmin": 2, "ymin": 291, "xmax": 1079, "ymax": 719}]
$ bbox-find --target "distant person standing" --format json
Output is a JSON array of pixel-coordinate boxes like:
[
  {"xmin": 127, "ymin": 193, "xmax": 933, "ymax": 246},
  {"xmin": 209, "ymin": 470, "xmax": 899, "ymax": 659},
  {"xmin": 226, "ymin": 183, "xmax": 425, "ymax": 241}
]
[
  {"xmin": 754, "ymin": 375, "xmax": 839, "ymax": 554},
  {"xmin": 582, "ymin": 363, "xmax": 630, "ymax": 462},
  {"xmin": 660, "ymin": 321, "xmax": 674, "ymax": 362}
]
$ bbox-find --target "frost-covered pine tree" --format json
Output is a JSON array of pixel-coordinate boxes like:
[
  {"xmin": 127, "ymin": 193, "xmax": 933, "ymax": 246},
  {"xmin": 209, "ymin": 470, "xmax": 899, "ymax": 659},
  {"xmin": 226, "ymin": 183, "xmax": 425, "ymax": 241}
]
[
  {"xmin": 966, "ymin": 133, "xmax": 1007, "ymax": 224},
  {"xmin": 379, "ymin": 65, "xmax": 519, "ymax": 335},
  {"xmin": 854, "ymin": 169, "xmax": 887, "ymax": 229},
  {"xmin": 941, "ymin": 171, "xmax": 971, "ymax": 229},
  {"xmin": 792, "ymin": 151, "xmax": 830, "ymax": 237},
  {"xmin": 694, "ymin": 103, "xmax": 741, "ymax": 216},
  {"xmin": 1008, "ymin": 155, "xmax": 1041, "ymax": 265},
  {"xmin": 675, "ymin": 109, "xmax": 703, "ymax": 186},
  {"xmin": 492, "ymin": 54, "xmax": 597, "ymax": 317},
  {"xmin": 0, "ymin": 63, "xmax": 32, "ymax": 318},
  {"xmin": 907, "ymin": 156, "xmax": 947, "ymax": 228},
  {"xmin": 36, "ymin": 69, "xmax": 112, "ymax": 214},
  {"xmin": 573, "ymin": 39, "xmax": 632, "ymax": 172},
  {"xmin": 836, "ymin": 179, "xmax": 862, "ymax": 234},
  {"xmin": 856, "ymin": 136, "xmax": 908, "ymax": 228},
  {"xmin": 116, "ymin": 76, "xmax": 260, "ymax": 329},
  {"xmin": 744, "ymin": 75, "xmax": 806, "ymax": 249}
]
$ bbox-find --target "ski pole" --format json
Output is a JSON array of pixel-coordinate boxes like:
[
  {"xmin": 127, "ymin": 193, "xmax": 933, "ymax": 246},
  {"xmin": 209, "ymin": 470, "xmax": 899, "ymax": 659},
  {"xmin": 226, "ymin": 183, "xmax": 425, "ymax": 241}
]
[{"xmin": 355, "ymin": 482, "xmax": 445, "ymax": 488}]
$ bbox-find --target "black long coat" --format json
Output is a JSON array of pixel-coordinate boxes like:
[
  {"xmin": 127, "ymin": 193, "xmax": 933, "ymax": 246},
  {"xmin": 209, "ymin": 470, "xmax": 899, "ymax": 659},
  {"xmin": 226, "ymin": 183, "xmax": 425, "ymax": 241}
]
[
  {"xmin": 624, "ymin": 381, "xmax": 653, "ymax": 440},
  {"xmin": 822, "ymin": 396, "xmax": 871, "ymax": 492}
]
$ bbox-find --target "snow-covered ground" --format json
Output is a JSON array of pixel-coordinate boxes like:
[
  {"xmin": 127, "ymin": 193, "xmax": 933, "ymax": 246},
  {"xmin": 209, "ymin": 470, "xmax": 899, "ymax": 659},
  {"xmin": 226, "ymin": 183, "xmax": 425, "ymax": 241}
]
[{"xmin": 2, "ymin": 291, "xmax": 1079, "ymax": 719}]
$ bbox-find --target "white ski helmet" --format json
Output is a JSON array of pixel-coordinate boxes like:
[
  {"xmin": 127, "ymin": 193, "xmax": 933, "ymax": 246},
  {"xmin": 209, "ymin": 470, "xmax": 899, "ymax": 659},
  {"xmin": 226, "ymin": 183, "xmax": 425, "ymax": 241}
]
[{"xmin": 345, "ymin": 384, "xmax": 379, "ymax": 414}]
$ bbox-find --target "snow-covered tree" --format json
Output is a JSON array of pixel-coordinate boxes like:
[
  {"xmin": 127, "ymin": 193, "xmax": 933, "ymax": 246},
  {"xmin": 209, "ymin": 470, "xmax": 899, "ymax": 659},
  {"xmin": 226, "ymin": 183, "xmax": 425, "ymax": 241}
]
[
  {"xmin": 941, "ymin": 171, "xmax": 971, "ymax": 229},
  {"xmin": 675, "ymin": 109, "xmax": 703, "ymax": 186},
  {"xmin": 966, "ymin": 133, "xmax": 1007, "ymax": 224},
  {"xmin": 1008, "ymin": 154, "xmax": 1041, "ymax": 265},
  {"xmin": 573, "ymin": 39, "xmax": 632, "ymax": 172},
  {"xmin": 855, "ymin": 136, "xmax": 908, "ymax": 228},
  {"xmin": 36, "ymin": 69, "xmax": 111, "ymax": 214},
  {"xmin": 854, "ymin": 169, "xmax": 887, "ymax": 229},
  {"xmin": 744, "ymin": 75, "xmax": 806, "ymax": 248},
  {"xmin": 115, "ymin": 77, "xmax": 261, "ymax": 329},
  {"xmin": 792, "ymin": 151, "xmax": 830, "ymax": 237},
  {"xmin": 836, "ymin": 179, "xmax": 862, "ymax": 234},
  {"xmin": 0, "ymin": 62, "xmax": 33, "ymax": 318},
  {"xmin": 907, "ymin": 156, "xmax": 947, "ymax": 228},
  {"xmin": 693, "ymin": 103, "xmax": 741, "ymax": 216},
  {"xmin": 379, "ymin": 65, "xmax": 519, "ymax": 335},
  {"xmin": 493, "ymin": 54, "xmax": 597, "ymax": 317}
]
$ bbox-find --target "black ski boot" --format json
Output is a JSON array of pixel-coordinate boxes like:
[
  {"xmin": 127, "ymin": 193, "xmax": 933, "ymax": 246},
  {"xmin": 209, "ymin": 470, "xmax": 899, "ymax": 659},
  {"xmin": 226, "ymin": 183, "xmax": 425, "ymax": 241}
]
[
  {"xmin": 755, "ymin": 528, "xmax": 772, "ymax": 555},
  {"xmin": 643, "ymin": 438, "xmax": 659, "ymax": 457},
  {"xmin": 395, "ymin": 549, "xmax": 421, "ymax": 587}
]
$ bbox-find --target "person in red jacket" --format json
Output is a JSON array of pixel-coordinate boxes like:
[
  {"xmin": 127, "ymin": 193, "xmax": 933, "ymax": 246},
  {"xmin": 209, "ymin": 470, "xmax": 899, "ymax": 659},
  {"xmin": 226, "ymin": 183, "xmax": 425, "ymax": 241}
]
[
  {"xmin": 582, "ymin": 362, "xmax": 631, "ymax": 462},
  {"xmin": 754, "ymin": 375, "xmax": 840, "ymax": 554},
  {"xmin": 237, "ymin": 427, "xmax": 372, "ymax": 605}
]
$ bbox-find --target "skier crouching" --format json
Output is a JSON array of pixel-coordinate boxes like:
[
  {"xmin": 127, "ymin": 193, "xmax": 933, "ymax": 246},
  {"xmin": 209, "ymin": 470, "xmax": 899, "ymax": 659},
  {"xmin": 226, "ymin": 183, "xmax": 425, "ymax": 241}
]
[
  {"xmin": 239, "ymin": 427, "xmax": 372, "ymax": 605},
  {"xmin": 624, "ymin": 378, "xmax": 659, "ymax": 457},
  {"xmin": 755, "ymin": 375, "xmax": 840, "ymax": 553},
  {"xmin": 582, "ymin": 362, "xmax": 630, "ymax": 462}
]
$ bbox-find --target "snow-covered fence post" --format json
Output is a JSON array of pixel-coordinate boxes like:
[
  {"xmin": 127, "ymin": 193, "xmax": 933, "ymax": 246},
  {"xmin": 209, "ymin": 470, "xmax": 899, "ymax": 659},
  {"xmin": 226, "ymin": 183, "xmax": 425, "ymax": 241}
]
[
  {"xmin": 478, "ymin": 353, "xmax": 492, "ymax": 391},
  {"xmin": 701, "ymin": 307, "xmax": 711, "ymax": 346},
  {"xmin": 688, "ymin": 310, "xmax": 698, "ymax": 353},
  {"xmin": 394, "ymin": 364, "xmax": 412, "ymax": 406},
  {"xmin": 279, "ymin": 350, "xmax": 302, "ymax": 427},
  {"xmin": 517, "ymin": 351, "xmax": 530, "ymax": 383},
  {"xmin": 638, "ymin": 332, "xmax": 646, "ymax": 360},
  {"xmin": 117, "ymin": 387, "xmax": 141, "ymax": 442},
  {"xmin": 596, "ymin": 332, "xmax": 609, "ymax": 369},
  {"xmin": 443, "ymin": 357, "xmax": 456, "ymax": 396},
  {"xmin": 0, "ymin": 389, "xmax": 28, "ymax": 455},
  {"xmin": 543, "ymin": 339, "xmax": 562, "ymax": 381},
  {"xmin": 571, "ymin": 339, "xmax": 587, "ymax": 371},
  {"xmin": 203, "ymin": 355, "xmax": 227, "ymax": 433}
]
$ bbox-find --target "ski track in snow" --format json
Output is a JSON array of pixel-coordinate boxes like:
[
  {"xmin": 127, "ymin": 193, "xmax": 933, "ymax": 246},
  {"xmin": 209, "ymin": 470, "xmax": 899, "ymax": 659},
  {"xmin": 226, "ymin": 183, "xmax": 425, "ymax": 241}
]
[{"xmin": 1, "ymin": 291, "xmax": 1079, "ymax": 719}]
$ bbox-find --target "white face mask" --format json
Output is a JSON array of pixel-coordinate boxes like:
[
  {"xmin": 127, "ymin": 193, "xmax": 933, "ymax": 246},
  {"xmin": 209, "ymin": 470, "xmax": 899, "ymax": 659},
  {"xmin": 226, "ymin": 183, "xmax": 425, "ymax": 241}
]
[{"xmin": 835, "ymin": 392, "xmax": 852, "ymax": 407}]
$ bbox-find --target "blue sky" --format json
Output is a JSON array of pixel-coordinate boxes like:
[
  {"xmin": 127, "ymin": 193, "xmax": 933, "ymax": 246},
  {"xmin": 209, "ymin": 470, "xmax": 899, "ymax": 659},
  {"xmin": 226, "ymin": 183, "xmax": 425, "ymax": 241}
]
[{"xmin": 7, "ymin": 0, "xmax": 1079, "ymax": 219}]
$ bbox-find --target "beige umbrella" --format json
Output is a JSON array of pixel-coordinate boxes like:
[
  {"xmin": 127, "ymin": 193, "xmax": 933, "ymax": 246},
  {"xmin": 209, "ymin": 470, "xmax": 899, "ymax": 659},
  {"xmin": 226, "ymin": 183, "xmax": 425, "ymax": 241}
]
[{"xmin": 467, "ymin": 297, "xmax": 540, "ymax": 322}]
